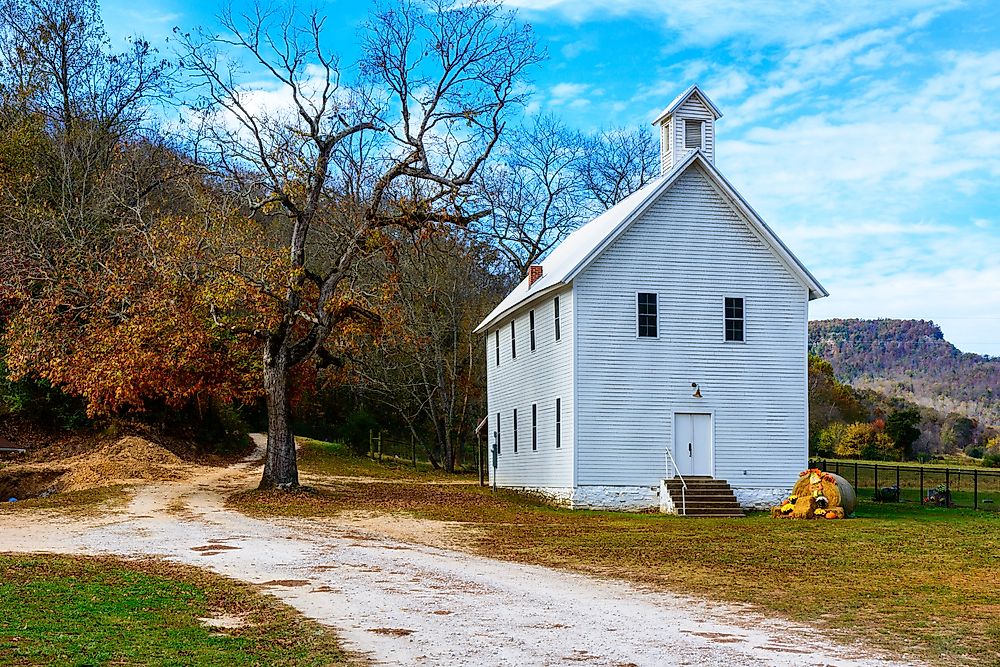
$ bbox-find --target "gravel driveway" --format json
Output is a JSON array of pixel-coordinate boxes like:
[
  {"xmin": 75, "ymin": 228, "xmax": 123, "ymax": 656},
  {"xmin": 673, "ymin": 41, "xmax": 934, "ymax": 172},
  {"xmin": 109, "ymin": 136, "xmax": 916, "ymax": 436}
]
[{"xmin": 0, "ymin": 436, "xmax": 916, "ymax": 666}]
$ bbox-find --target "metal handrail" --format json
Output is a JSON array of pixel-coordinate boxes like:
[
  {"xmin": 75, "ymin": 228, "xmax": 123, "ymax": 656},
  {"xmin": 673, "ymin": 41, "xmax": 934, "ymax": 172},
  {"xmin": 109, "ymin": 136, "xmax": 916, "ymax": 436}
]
[{"xmin": 664, "ymin": 447, "xmax": 687, "ymax": 516}]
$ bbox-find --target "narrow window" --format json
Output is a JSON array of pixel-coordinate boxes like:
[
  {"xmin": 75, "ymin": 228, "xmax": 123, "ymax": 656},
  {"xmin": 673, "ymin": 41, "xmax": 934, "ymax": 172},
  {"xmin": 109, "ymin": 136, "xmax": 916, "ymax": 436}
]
[
  {"xmin": 554, "ymin": 296, "xmax": 561, "ymax": 341},
  {"xmin": 513, "ymin": 408, "xmax": 518, "ymax": 453},
  {"xmin": 495, "ymin": 329, "xmax": 499, "ymax": 366},
  {"xmin": 725, "ymin": 297, "xmax": 745, "ymax": 342},
  {"xmin": 555, "ymin": 398, "xmax": 561, "ymax": 449},
  {"xmin": 510, "ymin": 320, "xmax": 516, "ymax": 359},
  {"xmin": 637, "ymin": 292, "xmax": 658, "ymax": 338},
  {"xmin": 529, "ymin": 310, "xmax": 536, "ymax": 351},
  {"xmin": 495, "ymin": 412, "xmax": 500, "ymax": 455},
  {"xmin": 685, "ymin": 119, "xmax": 703, "ymax": 149},
  {"xmin": 531, "ymin": 404, "xmax": 537, "ymax": 450}
]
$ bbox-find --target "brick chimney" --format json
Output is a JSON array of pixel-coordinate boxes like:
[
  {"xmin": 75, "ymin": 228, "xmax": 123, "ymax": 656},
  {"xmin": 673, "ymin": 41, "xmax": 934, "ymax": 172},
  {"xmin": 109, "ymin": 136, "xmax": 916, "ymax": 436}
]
[{"xmin": 528, "ymin": 264, "xmax": 543, "ymax": 286}]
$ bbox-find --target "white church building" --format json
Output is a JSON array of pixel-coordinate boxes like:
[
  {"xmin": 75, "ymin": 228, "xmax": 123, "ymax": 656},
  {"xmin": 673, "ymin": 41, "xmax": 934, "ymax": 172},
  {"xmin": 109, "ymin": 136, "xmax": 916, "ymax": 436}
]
[{"xmin": 473, "ymin": 85, "xmax": 828, "ymax": 513}]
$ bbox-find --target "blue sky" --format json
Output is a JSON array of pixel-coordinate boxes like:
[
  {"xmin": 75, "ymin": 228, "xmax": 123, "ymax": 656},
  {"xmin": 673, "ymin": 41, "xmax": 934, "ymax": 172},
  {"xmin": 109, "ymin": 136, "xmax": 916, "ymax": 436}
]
[{"xmin": 101, "ymin": 0, "xmax": 1000, "ymax": 356}]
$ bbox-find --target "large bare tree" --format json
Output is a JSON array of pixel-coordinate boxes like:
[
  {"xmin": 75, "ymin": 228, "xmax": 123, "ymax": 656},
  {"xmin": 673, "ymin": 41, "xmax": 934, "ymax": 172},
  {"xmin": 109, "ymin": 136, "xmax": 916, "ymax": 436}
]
[
  {"xmin": 476, "ymin": 120, "xmax": 659, "ymax": 279},
  {"xmin": 176, "ymin": 0, "xmax": 540, "ymax": 488}
]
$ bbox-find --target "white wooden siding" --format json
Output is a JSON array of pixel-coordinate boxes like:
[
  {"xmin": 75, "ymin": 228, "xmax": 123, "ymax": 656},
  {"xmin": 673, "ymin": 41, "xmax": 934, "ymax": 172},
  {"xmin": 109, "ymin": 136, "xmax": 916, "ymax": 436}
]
[
  {"xmin": 659, "ymin": 123, "xmax": 672, "ymax": 176},
  {"xmin": 573, "ymin": 164, "xmax": 808, "ymax": 488},
  {"xmin": 486, "ymin": 287, "xmax": 575, "ymax": 488},
  {"xmin": 671, "ymin": 96, "xmax": 716, "ymax": 165}
]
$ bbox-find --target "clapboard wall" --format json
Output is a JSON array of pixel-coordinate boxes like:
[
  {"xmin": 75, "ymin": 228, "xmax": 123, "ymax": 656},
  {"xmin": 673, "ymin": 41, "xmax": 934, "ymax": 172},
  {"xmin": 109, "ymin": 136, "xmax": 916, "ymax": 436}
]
[
  {"xmin": 572, "ymin": 163, "xmax": 808, "ymax": 489},
  {"xmin": 486, "ymin": 286, "xmax": 575, "ymax": 489}
]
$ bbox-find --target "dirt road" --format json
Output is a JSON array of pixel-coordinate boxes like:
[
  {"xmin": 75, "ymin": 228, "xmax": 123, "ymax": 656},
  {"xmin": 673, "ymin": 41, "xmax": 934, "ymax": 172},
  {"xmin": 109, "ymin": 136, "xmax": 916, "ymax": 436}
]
[{"xmin": 0, "ymin": 436, "xmax": 916, "ymax": 666}]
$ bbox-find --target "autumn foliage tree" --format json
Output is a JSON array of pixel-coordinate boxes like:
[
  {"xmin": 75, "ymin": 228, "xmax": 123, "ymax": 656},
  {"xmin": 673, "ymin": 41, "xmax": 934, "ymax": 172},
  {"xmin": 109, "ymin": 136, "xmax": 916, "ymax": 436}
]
[{"xmin": 0, "ymin": 0, "xmax": 268, "ymax": 427}]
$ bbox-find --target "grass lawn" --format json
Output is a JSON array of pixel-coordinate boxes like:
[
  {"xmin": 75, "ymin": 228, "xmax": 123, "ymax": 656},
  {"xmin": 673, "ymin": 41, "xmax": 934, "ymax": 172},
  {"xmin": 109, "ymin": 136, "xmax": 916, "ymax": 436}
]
[
  {"xmin": 0, "ymin": 554, "xmax": 353, "ymax": 667},
  {"xmin": 297, "ymin": 438, "xmax": 478, "ymax": 481},
  {"xmin": 230, "ymin": 439, "xmax": 1000, "ymax": 667},
  {"xmin": 0, "ymin": 486, "xmax": 129, "ymax": 515}
]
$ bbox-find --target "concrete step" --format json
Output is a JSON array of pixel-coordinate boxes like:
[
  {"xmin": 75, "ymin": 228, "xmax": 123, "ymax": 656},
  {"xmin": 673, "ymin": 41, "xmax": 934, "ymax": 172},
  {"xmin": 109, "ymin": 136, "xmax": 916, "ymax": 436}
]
[{"xmin": 662, "ymin": 477, "xmax": 744, "ymax": 518}]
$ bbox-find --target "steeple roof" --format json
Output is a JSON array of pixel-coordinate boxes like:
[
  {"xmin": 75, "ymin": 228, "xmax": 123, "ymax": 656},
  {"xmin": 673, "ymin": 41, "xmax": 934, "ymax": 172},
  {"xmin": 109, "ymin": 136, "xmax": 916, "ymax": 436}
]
[{"xmin": 651, "ymin": 84, "xmax": 723, "ymax": 126}]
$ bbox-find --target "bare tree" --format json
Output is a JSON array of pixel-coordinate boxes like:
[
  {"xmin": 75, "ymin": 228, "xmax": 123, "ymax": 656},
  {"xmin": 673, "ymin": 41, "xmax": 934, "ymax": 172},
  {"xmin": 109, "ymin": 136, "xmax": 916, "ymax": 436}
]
[
  {"xmin": 475, "ymin": 116, "xmax": 587, "ymax": 278},
  {"xmin": 475, "ymin": 120, "xmax": 659, "ymax": 279},
  {"xmin": 351, "ymin": 228, "xmax": 509, "ymax": 471},
  {"xmin": 578, "ymin": 126, "xmax": 659, "ymax": 213},
  {"xmin": 176, "ymin": 0, "xmax": 540, "ymax": 489}
]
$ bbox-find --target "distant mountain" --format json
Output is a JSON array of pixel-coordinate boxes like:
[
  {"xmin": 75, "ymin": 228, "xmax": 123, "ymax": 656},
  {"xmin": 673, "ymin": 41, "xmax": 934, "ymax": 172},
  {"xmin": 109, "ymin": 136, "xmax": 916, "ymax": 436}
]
[{"xmin": 808, "ymin": 319, "xmax": 1000, "ymax": 428}]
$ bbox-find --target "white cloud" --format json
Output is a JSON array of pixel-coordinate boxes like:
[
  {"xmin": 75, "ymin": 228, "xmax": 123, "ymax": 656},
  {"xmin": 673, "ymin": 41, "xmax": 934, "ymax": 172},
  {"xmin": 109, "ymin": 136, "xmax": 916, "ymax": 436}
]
[
  {"xmin": 503, "ymin": 0, "xmax": 958, "ymax": 48},
  {"xmin": 561, "ymin": 40, "xmax": 593, "ymax": 59},
  {"xmin": 548, "ymin": 82, "xmax": 593, "ymax": 107}
]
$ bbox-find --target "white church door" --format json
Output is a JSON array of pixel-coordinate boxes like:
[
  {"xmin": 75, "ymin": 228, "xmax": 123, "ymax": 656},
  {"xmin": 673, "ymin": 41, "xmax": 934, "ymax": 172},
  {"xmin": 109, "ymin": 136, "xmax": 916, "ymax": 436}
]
[{"xmin": 673, "ymin": 413, "xmax": 713, "ymax": 477}]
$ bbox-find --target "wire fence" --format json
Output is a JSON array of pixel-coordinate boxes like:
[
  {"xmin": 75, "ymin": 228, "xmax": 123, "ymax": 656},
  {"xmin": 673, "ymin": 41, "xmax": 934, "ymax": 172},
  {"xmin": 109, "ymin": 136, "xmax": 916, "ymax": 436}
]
[{"xmin": 809, "ymin": 459, "xmax": 1000, "ymax": 511}]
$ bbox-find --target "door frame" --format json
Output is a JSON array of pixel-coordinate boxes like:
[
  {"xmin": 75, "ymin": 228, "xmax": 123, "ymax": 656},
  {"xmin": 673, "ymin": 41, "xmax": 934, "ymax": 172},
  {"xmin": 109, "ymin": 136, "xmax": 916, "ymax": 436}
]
[{"xmin": 670, "ymin": 409, "xmax": 716, "ymax": 478}]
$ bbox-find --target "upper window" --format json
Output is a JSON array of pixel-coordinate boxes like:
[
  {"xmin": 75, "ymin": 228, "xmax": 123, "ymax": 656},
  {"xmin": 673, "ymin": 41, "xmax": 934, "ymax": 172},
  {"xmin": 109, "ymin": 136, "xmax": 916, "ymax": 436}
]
[
  {"xmin": 637, "ymin": 292, "xmax": 658, "ymax": 338},
  {"xmin": 495, "ymin": 329, "xmax": 499, "ymax": 366},
  {"xmin": 510, "ymin": 320, "xmax": 516, "ymax": 359},
  {"xmin": 725, "ymin": 297, "xmax": 745, "ymax": 342},
  {"xmin": 684, "ymin": 119, "xmax": 703, "ymax": 149},
  {"xmin": 553, "ymin": 296, "xmax": 561, "ymax": 341},
  {"xmin": 529, "ymin": 310, "xmax": 536, "ymax": 352}
]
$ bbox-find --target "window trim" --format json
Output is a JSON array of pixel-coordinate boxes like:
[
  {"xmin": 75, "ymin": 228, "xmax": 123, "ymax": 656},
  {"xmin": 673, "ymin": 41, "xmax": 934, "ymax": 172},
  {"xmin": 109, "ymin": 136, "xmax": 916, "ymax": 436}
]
[
  {"xmin": 529, "ymin": 309, "xmax": 536, "ymax": 352},
  {"xmin": 723, "ymin": 295, "xmax": 746, "ymax": 343},
  {"xmin": 636, "ymin": 291, "xmax": 659, "ymax": 339},
  {"xmin": 531, "ymin": 403, "xmax": 537, "ymax": 451},
  {"xmin": 555, "ymin": 398, "xmax": 561, "ymax": 449},
  {"xmin": 495, "ymin": 329, "xmax": 499, "ymax": 366},
  {"xmin": 554, "ymin": 296, "xmax": 561, "ymax": 342},
  {"xmin": 513, "ymin": 408, "xmax": 518, "ymax": 453},
  {"xmin": 495, "ymin": 412, "xmax": 500, "ymax": 456},
  {"xmin": 684, "ymin": 118, "xmax": 704, "ymax": 150}
]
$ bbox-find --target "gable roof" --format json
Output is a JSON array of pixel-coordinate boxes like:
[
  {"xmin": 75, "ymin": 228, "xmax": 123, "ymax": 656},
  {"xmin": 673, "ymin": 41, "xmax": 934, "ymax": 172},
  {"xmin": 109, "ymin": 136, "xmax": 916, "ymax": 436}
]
[
  {"xmin": 651, "ymin": 84, "xmax": 723, "ymax": 126},
  {"xmin": 473, "ymin": 149, "xmax": 827, "ymax": 334}
]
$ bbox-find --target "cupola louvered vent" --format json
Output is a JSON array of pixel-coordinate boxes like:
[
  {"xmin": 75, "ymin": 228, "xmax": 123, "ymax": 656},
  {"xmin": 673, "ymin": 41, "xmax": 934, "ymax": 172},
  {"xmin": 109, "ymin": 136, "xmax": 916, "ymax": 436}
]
[{"xmin": 684, "ymin": 119, "xmax": 703, "ymax": 149}]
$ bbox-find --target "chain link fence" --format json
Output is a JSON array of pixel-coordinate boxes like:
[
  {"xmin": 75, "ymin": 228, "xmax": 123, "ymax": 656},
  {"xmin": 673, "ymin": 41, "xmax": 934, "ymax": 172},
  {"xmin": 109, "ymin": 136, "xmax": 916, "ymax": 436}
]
[{"xmin": 810, "ymin": 459, "xmax": 1000, "ymax": 511}]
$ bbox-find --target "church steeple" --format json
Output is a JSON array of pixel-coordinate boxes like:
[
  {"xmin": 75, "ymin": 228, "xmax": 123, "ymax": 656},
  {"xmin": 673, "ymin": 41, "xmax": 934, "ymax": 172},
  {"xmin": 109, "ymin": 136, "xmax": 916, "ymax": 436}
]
[{"xmin": 652, "ymin": 85, "xmax": 723, "ymax": 175}]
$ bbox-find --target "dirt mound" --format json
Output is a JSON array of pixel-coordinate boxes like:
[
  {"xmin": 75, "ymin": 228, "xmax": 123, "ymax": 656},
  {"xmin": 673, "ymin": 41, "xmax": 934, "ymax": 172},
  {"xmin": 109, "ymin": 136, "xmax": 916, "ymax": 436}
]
[{"xmin": 0, "ymin": 436, "xmax": 191, "ymax": 498}]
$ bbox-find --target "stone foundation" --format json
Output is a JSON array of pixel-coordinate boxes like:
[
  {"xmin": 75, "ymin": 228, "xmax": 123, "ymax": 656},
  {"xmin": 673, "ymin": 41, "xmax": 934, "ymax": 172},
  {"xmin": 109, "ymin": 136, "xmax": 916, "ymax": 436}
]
[
  {"xmin": 733, "ymin": 487, "xmax": 791, "ymax": 510},
  {"xmin": 501, "ymin": 486, "xmax": 575, "ymax": 507},
  {"xmin": 569, "ymin": 485, "xmax": 660, "ymax": 511},
  {"xmin": 497, "ymin": 484, "xmax": 790, "ymax": 512}
]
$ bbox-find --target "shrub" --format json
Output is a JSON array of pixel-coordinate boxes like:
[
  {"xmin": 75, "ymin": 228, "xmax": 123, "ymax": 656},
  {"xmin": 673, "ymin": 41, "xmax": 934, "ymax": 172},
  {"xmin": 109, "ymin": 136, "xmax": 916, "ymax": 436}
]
[{"xmin": 835, "ymin": 421, "xmax": 902, "ymax": 461}]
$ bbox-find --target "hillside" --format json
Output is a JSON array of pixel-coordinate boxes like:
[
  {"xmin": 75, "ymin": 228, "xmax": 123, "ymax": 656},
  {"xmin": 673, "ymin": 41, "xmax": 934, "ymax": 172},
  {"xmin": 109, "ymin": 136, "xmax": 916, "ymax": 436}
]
[{"xmin": 808, "ymin": 319, "xmax": 999, "ymax": 428}]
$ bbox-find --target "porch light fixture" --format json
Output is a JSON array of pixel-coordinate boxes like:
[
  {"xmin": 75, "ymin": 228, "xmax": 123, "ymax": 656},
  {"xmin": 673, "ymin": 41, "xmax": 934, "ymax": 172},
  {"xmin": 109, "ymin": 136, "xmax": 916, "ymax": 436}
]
[{"xmin": 691, "ymin": 382, "xmax": 702, "ymax": 398}]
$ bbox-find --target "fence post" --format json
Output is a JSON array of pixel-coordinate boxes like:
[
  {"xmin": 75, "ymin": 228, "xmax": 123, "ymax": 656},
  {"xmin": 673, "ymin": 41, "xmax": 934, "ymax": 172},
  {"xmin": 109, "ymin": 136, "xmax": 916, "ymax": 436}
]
[
  {"xmin": 896, "ymin": 465, "xmax": 900, "ymax": 498},
  {"xmin": 974, "ymin": 469, "xmax": 978, "ymax": 510},
  {"xmin": 920, "ymin": 467, "xmax": 924, "ymax": 504},
  {"xmin": 874, "ymin": 464, "xmax": 879, "ymax": 498},
  {"xmin": 945, "ymin": 468, "xmax": 950, "ymax": 506},
  {"xmin": 854, "ymin": 461, "xmax": 858, "ymax": 491}
]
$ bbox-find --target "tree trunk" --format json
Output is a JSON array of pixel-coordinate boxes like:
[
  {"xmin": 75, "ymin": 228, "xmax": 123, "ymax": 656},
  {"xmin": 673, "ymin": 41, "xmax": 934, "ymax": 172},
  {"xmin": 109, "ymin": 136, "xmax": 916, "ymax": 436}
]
[{"xmin": 260, "ymin": 339, "xmax": 299, "ymax": 489}]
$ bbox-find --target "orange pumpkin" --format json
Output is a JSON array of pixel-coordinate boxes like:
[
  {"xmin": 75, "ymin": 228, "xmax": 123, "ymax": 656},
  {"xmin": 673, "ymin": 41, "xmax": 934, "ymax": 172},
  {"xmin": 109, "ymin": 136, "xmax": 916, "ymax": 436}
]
[{"xmin": 825, "ymin": 511, "xmax": 837, "ymax": 519}]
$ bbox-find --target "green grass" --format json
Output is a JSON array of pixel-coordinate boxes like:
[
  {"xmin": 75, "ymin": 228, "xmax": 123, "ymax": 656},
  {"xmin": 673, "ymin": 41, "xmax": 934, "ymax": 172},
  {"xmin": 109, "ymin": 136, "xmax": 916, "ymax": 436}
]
[
  {"xmin": 297, "ymin": 437, "xmax": 477, "ymax": 481},
  {"xmin": 0, "ymin": 554, "xmax": 353, "ymax": 667},
  {"xmin": 229, "ymin": 438, "xmax": 1000, "ymax": 666},
  {"xmin": 0, "ymin": 486, "xmax": 129, "ymax": 515}
]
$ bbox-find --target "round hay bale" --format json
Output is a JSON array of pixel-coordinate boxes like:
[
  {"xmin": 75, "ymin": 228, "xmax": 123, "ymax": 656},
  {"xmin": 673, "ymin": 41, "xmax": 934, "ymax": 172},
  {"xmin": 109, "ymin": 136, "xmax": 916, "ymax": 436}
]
[{"xmin": 791, "ymin": 470, "xmax": 856, "ymax": 516}]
